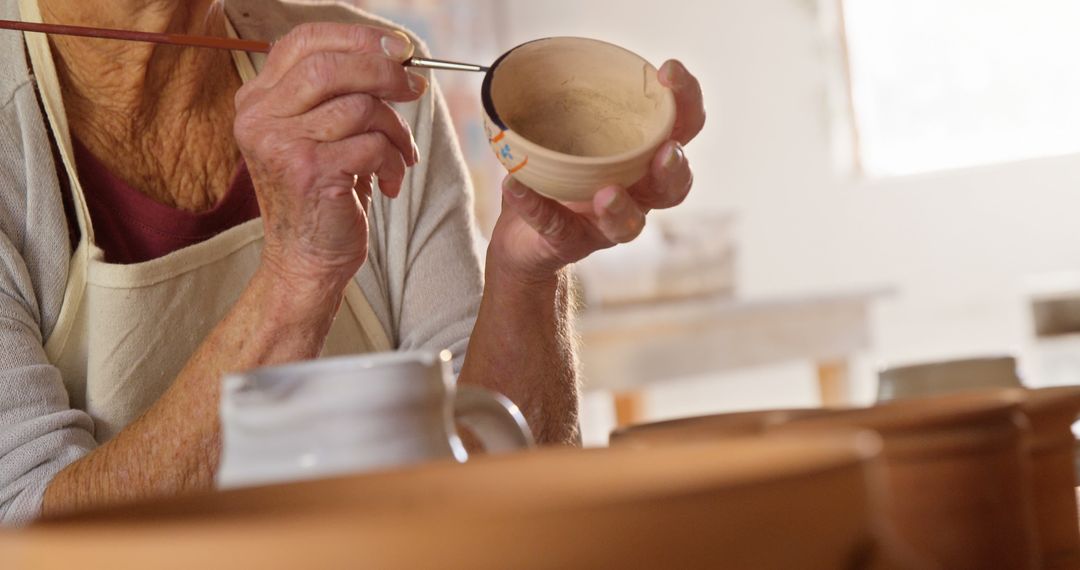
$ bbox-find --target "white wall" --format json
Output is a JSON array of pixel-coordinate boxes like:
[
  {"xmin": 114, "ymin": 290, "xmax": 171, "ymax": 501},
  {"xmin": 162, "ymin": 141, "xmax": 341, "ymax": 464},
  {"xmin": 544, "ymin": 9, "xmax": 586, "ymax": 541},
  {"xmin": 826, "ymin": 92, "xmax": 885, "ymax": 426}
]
[{"xmin": 503, "ymin": 0, "xmax": 1080, "ymax": 420}]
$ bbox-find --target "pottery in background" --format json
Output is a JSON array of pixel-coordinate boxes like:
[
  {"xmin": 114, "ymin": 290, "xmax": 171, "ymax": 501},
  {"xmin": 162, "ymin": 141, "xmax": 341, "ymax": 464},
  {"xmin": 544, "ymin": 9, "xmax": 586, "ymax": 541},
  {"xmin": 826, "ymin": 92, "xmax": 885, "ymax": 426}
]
[
  {"xmin": 614, "ymin": 387, "xmax": 1080, "ymax": 569},
  {"xmin": 876, "ymin": 355, "xmax": 1022, "ymax": 402},
  {"xmin": 775, "ymin": 392, "xmax": 1040, "ymax": 569},
  {"xmin": 609, "ymin": 408, "xmax": 829, "ymax": 447}
]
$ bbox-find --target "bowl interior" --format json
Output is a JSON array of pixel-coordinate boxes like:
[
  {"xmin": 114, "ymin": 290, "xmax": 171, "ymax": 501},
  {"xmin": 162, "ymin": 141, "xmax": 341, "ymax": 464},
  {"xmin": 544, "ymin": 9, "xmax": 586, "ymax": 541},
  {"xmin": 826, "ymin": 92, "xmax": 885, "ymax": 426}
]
[{"xmin": 489, "ymin": 37, "xmax": 674, "ymax": 159}]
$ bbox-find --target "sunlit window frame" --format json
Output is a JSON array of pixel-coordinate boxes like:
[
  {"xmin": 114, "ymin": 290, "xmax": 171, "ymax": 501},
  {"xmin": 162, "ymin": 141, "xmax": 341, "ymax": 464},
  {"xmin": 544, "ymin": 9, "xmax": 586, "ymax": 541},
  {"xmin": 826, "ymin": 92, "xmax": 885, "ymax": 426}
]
[
  {"xmin": 815, "ymin": 0, "xmax": 865, "ymax": 179},
  {"xmin": 833, "ymin": 0, "xmax": 1080, "ymax": 180},
  {"xmin": 836, "ymin": 0, "xmax": 865, "ymax": 177}
]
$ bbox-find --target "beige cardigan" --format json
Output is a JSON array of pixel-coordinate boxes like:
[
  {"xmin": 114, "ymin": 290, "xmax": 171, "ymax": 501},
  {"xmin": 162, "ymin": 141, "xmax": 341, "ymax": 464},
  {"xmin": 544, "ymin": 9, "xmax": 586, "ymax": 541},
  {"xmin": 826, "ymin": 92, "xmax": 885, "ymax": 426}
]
[{"xmin": 0, "ymin": 0, "xmax": 484, "ymax": 525}]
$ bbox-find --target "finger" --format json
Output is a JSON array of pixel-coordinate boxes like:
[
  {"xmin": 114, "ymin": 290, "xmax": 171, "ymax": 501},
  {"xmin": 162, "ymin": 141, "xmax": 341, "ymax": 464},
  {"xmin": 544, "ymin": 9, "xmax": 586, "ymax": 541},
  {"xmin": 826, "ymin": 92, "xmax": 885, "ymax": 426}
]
[
  {"xmin": 294, "ymin": 94, "xmax": 418, "ymax": 165},
  {"xmin": 659, "ymin": 60, "xmax": 706, "ymax": 145},
  {"xmin": 316, "ymin": 133, "xmax": 408, "ymax": 198},
  {"xmin": 268, "ymin": 51, "xmax": 427, "ymax": 116},
  {"xmin": 627, "ymin": 141, "xmax": 693, "ymax": 210},
  {"xmin": 374, "ymin": 150, "xmax": 407, "ymax": 198},
  {"xmin": 502, "ymin": 178, "xmax": 599, "ymax": 254},
  {"xmin": 354, "ymin": 174, "xmax": 374, "ymax": 213},
  {"xmin": 262, "ymin": 23, "xmax": 414, "ymax": 84},
  {"xmin": 593, "ymin": 186, "xmax": 647, "ymax": 244}
]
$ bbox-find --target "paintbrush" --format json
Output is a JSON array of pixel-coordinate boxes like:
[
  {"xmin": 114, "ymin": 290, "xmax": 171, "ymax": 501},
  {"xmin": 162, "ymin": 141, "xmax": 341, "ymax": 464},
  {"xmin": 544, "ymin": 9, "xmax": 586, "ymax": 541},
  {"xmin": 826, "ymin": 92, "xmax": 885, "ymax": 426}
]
[{"xmin": 0, "ymin": 18, "xmax": 489, "ymax": 73}]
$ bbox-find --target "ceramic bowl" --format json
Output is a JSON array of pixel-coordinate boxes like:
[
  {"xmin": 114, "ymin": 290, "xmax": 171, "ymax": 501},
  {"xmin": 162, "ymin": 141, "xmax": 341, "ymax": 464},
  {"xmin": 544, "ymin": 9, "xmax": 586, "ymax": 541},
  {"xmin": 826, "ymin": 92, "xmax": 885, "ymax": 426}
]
[{"xmin": 482, "ymin": 37, "xmax": 677, "ymax": 202}]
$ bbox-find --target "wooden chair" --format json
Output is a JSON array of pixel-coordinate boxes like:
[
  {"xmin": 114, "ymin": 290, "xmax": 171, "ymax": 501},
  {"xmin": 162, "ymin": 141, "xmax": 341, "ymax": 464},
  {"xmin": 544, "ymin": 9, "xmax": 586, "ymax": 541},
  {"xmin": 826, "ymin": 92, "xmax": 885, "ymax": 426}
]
[{"xmin": 4, "ymin": 437, "xmax": 903, "ymax": 569}]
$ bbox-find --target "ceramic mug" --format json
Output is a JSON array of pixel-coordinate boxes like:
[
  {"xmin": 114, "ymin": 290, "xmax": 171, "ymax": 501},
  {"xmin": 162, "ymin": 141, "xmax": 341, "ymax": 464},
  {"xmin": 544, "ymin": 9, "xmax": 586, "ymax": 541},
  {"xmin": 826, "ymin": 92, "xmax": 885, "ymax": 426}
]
[
  {"xmin": 481, "ymin": 37, "xmax": 677, "ymax": 202},
  {"xmin": 216, "ymin": 350, "xmax": 534, "ymax": 489}
]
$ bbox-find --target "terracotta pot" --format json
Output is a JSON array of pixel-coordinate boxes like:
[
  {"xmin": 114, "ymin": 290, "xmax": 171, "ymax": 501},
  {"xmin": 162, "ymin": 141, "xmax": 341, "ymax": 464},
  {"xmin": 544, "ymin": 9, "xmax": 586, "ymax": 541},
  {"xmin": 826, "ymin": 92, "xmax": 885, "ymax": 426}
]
[
  {"xmin": 609, "ymin": 408, "xmax": 831, "ymax": 447},
  {"xmin": 481, "ymin": 37, "xmax": 677, "ymax": 202},
  {"xmin": 1020, "ymin": 387, "xmax": 1080, "ymax": 569},
  {"xmin": 776, "ymin": 392, "xmax": 1041, "ymax": 569},
  {"xmin": 609, "ymin": 409, "xmax": 926, "ymax": 567},
  {"xmin": 11, "ymin": 437, "xmax": 890, "ymax": 569},
  {"xmin": 612, "ymin": 389, "xmax": 1080, "ymax": 568}
]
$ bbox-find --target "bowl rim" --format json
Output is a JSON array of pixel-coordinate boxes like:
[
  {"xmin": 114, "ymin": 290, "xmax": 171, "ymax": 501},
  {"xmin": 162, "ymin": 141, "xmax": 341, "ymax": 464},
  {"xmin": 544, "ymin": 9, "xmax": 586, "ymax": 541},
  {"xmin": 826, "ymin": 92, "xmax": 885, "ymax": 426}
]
[{"xmin": 481, "ymin": 36, "xmax": 678, "ymax": 166}]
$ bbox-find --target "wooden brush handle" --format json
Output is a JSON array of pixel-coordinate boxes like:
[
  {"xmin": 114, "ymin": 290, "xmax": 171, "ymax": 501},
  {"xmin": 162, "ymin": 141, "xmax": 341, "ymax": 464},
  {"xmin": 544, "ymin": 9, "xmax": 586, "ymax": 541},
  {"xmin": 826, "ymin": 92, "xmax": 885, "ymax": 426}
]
[
  {"xmin": 0, "ymin": 19, "xmax": 487, "ymax": 73},
  {"xmin": 0, "ymin": 18, "xmax": 272, "ymax": 53}
]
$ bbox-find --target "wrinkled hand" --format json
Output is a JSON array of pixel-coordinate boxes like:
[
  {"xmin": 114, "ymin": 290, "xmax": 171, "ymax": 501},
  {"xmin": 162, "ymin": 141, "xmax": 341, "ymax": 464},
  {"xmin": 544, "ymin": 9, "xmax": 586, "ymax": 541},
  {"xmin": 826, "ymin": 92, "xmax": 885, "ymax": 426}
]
[
  {"xmin": 234, "ymin": 23, "xmax": 426, "ymax": 292},
  {"xmin": 489, "ymin": 60, "xmax": 706, "ymax": 283}
]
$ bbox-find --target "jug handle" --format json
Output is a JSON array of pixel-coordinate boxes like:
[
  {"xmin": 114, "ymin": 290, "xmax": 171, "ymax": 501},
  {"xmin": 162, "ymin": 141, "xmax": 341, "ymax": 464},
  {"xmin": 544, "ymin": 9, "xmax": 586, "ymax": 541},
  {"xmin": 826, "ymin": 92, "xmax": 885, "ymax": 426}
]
[{"xmin": 454, "ymin": 386, "xmax": 536, "ymax": 453}]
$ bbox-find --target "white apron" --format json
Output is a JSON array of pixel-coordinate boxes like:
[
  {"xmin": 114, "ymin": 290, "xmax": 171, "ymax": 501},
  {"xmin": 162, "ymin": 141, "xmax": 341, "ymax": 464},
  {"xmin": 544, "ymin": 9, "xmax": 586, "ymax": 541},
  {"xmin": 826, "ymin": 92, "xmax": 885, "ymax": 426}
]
[{"xmin": 20, "ymin": 0, "xmax": 393, "ymax": 443}]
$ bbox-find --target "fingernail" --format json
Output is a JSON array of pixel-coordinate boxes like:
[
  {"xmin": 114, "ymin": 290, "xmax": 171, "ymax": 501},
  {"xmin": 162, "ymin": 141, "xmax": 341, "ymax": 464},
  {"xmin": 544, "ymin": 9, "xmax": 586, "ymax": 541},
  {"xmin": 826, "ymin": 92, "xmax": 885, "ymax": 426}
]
[
  {"xmin": 412, "ymin": 140, "xmax": 421, "ymax": 165},
  {"xmin": 662, "ymin": 142, "xmax": 684, "ymax": 171},
  {"xmin": 602, "ymin": 187, "xmax": 626, "ymax": 213},
  {"xmin": 661, "ymin": 60, "xmax": 683, "ymax": 86},
  {"xmin": 504, "ymin": 177, "xmax": 527, "ymax": 198},
  {"xmin": 381, "ymin": 31, "xmax": 415, "ymax": 62},
  {"xmin": 407, "ymin": 71, "xmax": 428, "ymax": 94}
]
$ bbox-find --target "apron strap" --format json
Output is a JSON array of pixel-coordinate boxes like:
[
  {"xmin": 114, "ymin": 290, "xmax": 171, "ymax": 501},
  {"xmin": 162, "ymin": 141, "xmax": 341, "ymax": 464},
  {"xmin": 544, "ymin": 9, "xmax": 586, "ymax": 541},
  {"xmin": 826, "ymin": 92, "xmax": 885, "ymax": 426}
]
[
  {"xmin": 224, "ymin": 17, "xmax": 259, "ymax": 84},
  {"xmin": 26, "ymin": 0, "xmax": 396, "ymax": 358},
  {"xmin": 19, "ymin": 0, "xmax": 94, "ymax": 244}
]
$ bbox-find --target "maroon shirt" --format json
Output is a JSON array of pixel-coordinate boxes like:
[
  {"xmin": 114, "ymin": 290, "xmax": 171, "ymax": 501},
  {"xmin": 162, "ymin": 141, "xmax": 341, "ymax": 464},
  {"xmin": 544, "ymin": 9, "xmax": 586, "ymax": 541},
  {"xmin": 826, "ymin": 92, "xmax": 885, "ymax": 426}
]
[{"xmin": 73, "ymin": 139, "xmax": 261, "ymax": 265}]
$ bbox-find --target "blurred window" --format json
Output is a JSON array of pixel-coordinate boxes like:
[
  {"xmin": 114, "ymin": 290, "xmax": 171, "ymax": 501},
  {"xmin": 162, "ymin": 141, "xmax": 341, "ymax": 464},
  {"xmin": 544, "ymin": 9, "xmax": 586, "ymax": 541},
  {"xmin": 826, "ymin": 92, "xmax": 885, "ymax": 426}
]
[{"xmin": 841, "ymin": 0, "xmax": 1080, "ymax": 176}]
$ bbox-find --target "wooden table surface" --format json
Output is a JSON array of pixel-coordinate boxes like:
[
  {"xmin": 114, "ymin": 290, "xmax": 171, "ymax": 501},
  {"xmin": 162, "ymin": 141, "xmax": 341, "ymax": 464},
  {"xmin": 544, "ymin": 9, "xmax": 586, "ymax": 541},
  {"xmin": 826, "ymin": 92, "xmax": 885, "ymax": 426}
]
[{"xmin": 576, "ymin": 287, "xmax": 893, "ymax": 426}]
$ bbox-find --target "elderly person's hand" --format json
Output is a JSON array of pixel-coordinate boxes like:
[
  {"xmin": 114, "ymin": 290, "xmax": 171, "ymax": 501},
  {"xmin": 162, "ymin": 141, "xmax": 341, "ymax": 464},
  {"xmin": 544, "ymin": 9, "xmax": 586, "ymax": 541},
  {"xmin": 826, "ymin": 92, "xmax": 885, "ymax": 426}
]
[
  {"xmin": 488, "ymin": 60, "xmax": 705, "ymax": 282},
  {"xmin": 234, "ymin": 23, "xmax": 427, "ymax": 292}
]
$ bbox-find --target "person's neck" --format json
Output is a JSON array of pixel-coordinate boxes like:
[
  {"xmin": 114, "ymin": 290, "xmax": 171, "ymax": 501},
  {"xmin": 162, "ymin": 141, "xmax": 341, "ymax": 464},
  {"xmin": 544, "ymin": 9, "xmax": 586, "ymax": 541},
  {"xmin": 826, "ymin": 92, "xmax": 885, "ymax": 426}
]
[
  {"xmin": 37, "ymin": 0, "xmax": 244, "ymax": 211},
  {"xmin": 39, "ymin": 0, "xmax": 234, "ymax": 122}
]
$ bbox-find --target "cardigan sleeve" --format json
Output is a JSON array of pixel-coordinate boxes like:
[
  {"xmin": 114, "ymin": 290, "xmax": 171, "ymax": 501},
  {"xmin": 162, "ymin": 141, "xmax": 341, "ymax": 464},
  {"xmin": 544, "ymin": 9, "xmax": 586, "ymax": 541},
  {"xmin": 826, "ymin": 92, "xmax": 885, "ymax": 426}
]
[
  {"xmin": 388, "ymin": 81, "xmax": 485, "ymax": 372},
  {"xmin": 0, "ymin": 83, "xmax": 97, "ymax": 527}
]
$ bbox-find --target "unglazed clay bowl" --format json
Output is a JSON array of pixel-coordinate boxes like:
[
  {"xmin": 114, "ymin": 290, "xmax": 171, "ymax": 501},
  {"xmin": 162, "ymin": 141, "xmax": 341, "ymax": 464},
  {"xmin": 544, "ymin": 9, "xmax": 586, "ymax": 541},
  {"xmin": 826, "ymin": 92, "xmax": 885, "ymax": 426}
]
[{"xmin": 482, "ymin": 37, "xmax": 677, "ymax": 202}]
